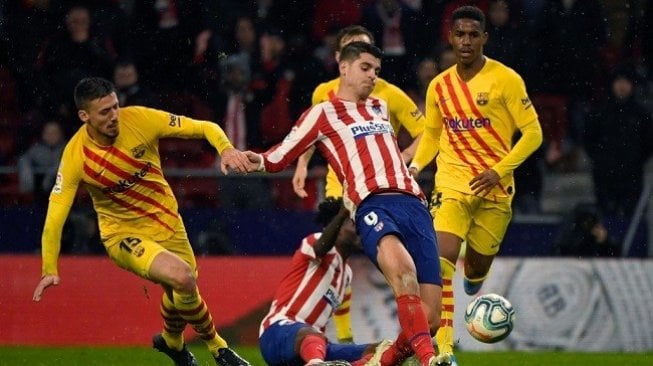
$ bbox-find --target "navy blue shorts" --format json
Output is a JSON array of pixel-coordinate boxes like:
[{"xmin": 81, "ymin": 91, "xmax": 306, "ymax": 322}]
[
  {"xmin": 259, "ymin": 320, "xmax": 369, "ymax": 365},
  {"xmin": 355, "ymin": 194, "xmax": 442, "ymax": 286}
]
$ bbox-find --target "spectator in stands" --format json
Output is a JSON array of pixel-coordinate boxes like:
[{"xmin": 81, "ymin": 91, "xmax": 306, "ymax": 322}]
[
  {"xmin": 250, "ymin": 26, "xmax": 296, "ymax": 148},
  {"xmin": 360, "ymin": 0, "xmax": 430, "ymax": 89},
  {"xmin": 436, "ymin": 45, "xmax": 456, "ymax": 71},
  {"xmin": 213, "ymin": 54, "xmax": 272, "ymax": 210},
  {"xmin": 2, "ymin": 0, "xmax": 63, "ymax": 112},
  {"xmin": 35, "ymin": 4, "xmax": 115, "ymax": 127},
  {"xmin": 551, "ymin": 203, "xmax": 621, "ymax": 257},
  {"xmin": 113, "ymin": 58, "xmax": 158, "ymax": 108},
  {"xmin": 483, "ymin": 0, "xmax": 523, "ymax": 70},
  {"xmin": 128, "ymin": 0, "xmax": 208, "ymax": 92},
  {"xmin": 406, "ymin": 56, "xmax": 438, "ymax": 113},
  {"xmin": 17, "ymin": 120, "xmax": 65, "ymax": 205},
  {"xmin": 530, "ymin": 0, "xmax": 607, "ymax": 170},
  {"xmin": 584, "ymin": 65, "xmax": 653, "ymax": 218}
]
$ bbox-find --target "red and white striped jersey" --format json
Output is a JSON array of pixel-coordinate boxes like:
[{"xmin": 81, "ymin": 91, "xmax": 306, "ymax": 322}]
[
  {"xmin": 259, "ymin": 233, "xmax": 352, "ymax": 335},
  {"xmin": 262, "ymin": 96, "xmax": 425, "ymax": 208}
]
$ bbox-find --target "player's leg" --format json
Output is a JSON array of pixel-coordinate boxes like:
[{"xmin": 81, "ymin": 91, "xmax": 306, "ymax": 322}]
[
  {"xmin": 104, "ymin": 235, "xmax": 200, "ymax": 366},
  {"xmin": 260, "ymin": 320, "xmax": 319, "ymax": 366},
  {"xmin": 377, "ymin": 234, "xmax": 436, "ymax": 365},
  {"xmin": 158, "ymin": 230, "xmax": 250, "ymax": 366},
  {"xmin": 355, "ymin": 195, "xmax": 438, "ymax": 366},
  {"xmin": 429, "ymin": 189, "xmax": 472, "ymax": 365},
  {"xmin": 463, "ymin": 199, "xmax": 512, "ymax": 294}
]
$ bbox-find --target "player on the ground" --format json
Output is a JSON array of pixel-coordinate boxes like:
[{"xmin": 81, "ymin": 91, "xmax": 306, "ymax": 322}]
[
  {"xmin": 409, "ymin": 6, "xmax": 543, "ymax": 365},
  {"xmin": 259, "ymin": 197, "xmax": 390, "ymax": 366},
  {"xmin": 32, "ymin": 77, "xmax": 252, "ymax": 366},
  {"xmin": 292, "ymin": 25, "xmax": 424, "ymax": 201},
  {"xmin": 243, "ymin": 42, "xmax": 443, "ymax": 366}
]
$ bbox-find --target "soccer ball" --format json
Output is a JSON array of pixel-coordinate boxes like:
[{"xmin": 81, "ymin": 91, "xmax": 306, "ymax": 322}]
[{"xmin": 464, "ymin": 293, "xmax": 515, "ymax": 343}]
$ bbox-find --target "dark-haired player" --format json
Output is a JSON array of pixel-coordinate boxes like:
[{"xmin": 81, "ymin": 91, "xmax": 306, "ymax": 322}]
[
  {"xmin": 32, "ymin": 77, "xmax": 252, "ymax": 366},
  {"xmin": 244, "ymin": 42, "xmax": 442, "ymax": 366},
  {"xmin": 259, "ymin": 198, "xmax": 388, "ymax": 366},
  {"xmin": 292, "ymin": 24, "xmax": 423, "ymax": 202},
  {"xmin": 409, "ymin": 6, "xmax": 543, "ymax": 365}
]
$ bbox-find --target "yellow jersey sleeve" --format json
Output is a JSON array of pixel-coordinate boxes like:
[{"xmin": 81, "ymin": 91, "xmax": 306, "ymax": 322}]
[
  {"xmin": 379, "ymin": 79, "xmax": 425, "ymax": 138},
  {"xmin": 491, "ymin": 70, "xmax": 542, "ymax": 178},
  {"xmin": 42, "ymin": 137, "xmax": 85, "ymax": 276},
  {"xmin": 132, "ymin": 106, "xmax": 234, "ymax": 154},
  {"xmin": 312, "ymin": 79, "xmax": 339, "ymax": 105},
  {"xmin": 411, "ymin": 77, "xmax": 443, "ymax": 171}
]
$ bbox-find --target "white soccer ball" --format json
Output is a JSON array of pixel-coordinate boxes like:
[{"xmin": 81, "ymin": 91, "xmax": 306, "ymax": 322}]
[{"xmin": 464, "ymin": 293, "xmax": 515, "ymax": 343}]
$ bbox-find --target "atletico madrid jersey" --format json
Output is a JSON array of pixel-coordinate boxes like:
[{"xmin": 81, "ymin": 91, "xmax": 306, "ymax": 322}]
[
  {"xmin": 262, "ymin": 95, "xmax": 424, "ymax": 210},
  {"xmin": 259, "ymin": 233, "xmax": 352, "ymax": 335}
]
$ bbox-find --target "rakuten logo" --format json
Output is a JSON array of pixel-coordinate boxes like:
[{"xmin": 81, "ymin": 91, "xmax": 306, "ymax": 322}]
[{"xmin": 445, "ymin": 116, "xmax": 491, "ymax": 130}]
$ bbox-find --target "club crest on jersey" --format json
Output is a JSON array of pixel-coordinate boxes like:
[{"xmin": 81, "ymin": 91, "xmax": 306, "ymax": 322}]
[
  {"xmin": 476, "ymin": 92, "xmax": 489, "ymax": 106},
  {"xmin": 131, "ymin": 144, "xmax": 146, "ymax": 158}
]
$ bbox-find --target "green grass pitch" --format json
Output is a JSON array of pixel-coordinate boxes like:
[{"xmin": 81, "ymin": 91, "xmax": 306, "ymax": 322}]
[{"xmin": 0, "ymin": 345, "xmax": 651, "ymax": 365}]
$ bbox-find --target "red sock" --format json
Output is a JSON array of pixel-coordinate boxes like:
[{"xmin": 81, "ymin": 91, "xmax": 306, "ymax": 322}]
[
  {"xmin": 379, "ymin": 331, "xmax": 412, "ymax": 365},
  {"xmin": 396, "ymin": 295, "xmax": 435, "ymax": 364},
  {"xmin": 299, "ymin": 334, "xmax": 327, "ymax": 362}
]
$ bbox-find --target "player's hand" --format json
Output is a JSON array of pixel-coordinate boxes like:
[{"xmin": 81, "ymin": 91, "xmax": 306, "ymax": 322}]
[
  {"xmin": 408, "ymin": 166, "xmax": 419, "ymax": 179},
  {"xmin": 219, "ymin": 147, "xmax": 250, "ymax": 174},
  {"xmin": 469, "ymin": 169, "xmax": 500, "ymax": 196},
  {"xmin": 292, "ymin": 164, "xmax": 308, "ymax": 198},
  {"xmin": 243, "ymin": 151, "xmax": 264, "ymax": 172},
  {"xmin": 33, "ymin": 275, "xmax": 60, "ymax": 302}
]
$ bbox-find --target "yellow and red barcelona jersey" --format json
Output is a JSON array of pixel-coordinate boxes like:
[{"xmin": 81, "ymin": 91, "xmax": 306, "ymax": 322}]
[
  {"xmin": 312, "ymin": 77, "xmax": 424, "ymax": 197},
  {"xmin": 41, "ymin": 106, "xmax": 232, "ymax": 274},
  {"xmin": 414, "ymin": 58, "xmax": 541, "ymax": 202}
]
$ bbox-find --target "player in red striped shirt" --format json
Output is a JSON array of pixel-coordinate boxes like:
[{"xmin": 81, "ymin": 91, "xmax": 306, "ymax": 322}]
[
  {"xmin": 259, "ymin": 198, "xmax": 387, "ymax": 365},
  {"xmin": 244, "ymin": 42, "xmax": 443, "ymax": 366},
  {"xmin": 32, "ymin": 77, "xmax": 252, "ymax": 366}
]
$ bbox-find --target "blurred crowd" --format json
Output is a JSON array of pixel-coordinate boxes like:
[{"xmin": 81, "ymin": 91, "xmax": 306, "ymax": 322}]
[{"xmin": 0, "ymin": 0, "xmax": 652, "ymax": 222}]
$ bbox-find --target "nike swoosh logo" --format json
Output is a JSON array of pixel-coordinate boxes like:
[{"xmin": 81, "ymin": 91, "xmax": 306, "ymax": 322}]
[{"xmin": 94, "ymin": 168, "xmax": 106, "ymax": 177}]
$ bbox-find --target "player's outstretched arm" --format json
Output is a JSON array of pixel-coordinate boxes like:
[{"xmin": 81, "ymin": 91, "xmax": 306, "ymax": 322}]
[
  {"xmin": 292, "ymin": 146, "xmax": 316, "ymax": 198},
  {"xmin": 33, "ymin": 275, "xmax": 60, "ymax": 302}
]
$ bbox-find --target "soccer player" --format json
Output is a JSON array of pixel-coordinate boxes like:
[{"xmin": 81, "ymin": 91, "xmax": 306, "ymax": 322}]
[
  {"xmin": 408, "ymin": 6, "xmax": 543, "ymax": 365},
  {"xmin": 292, "ymin": 25, "xmax": 424, "ymax": 201},
  {"xmin": 259, "ymin": 197, "xmax": 390, "ymax": 366},
  {"xmin": 292, "ymin": 26, "xmax": 424, "ymax": 345},
  {"xmin": 31, "ymin": 77, "xmax": 252, "ymax": 366},
  {"xmin": 243, "ymin": 42, "xmax": 443, "ymax": 366}
]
